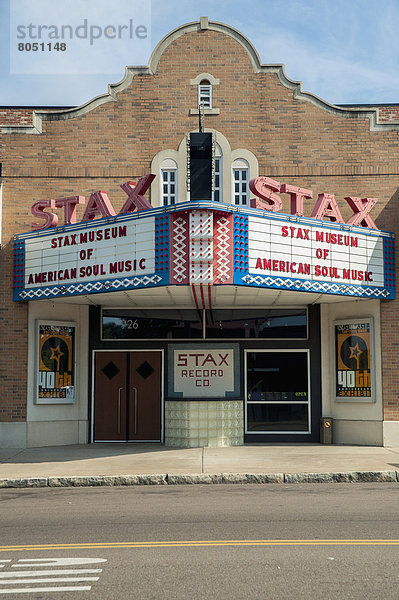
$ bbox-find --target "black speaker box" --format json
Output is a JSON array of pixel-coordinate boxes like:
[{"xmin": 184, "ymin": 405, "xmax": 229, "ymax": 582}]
[{"xmin": 190, "ymin": 133, "xmax": 212, "ymax": 201}]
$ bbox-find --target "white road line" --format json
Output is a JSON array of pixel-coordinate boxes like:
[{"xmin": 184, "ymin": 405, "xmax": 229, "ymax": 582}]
[
  {"xmin": 0, "ymin": 569, "xmax": 102, "ymax": 578},
  {"xmin": 0, "ymin": 563, "xmax": 11, "ymax": 569},
  {"xmin": 13, "ymin": 558, "xmax": 106, "ymax": 567},
  {"xmin": 0, "ymin": 586, "xmax": 92, "ymax": 594},
  {"xmin": 0, "ymin": 577, "xmax": 99, "ymax": 584}
]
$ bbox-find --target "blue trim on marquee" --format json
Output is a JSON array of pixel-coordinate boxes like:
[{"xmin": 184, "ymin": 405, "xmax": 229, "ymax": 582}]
[
  {"xmin": 383, "ymin": 238, "xmax": 395, "ymax": 291},
  {"xmin": 14, "ymin": 272, "xmax": 166, "ymax": 302},
  {"xmin": 155, "ymin": 213, "xmax": 170, "ymax": 285},
  {"xmin": 13, "ymin": 239, "xmax": 25, "ymax": 302},
  {"xmin": 233, "ymin": 214, "xmax": 248, "ymax": 283},
  {"xmin": 233, "ymin": 272, "xmax": 395, "ymax": 300}
]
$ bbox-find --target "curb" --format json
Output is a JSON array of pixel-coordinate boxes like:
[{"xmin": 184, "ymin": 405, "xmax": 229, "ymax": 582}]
[{"xmin": 0, "ymin": 470, "xmax": 398, "ymax": 489}]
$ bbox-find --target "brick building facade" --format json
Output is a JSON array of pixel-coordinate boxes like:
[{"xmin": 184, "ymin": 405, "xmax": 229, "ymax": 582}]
[{"xmin": 0, "ymin": 18, "xmax": 398, "ymax": 447}]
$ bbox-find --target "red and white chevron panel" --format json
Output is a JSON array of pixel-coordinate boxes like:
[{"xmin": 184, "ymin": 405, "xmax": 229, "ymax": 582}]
[
  {"xmin": 169, "ymin": 212, "xmax": 189, "ymax": 284},
  {"xmin": 189, "ymin": 210, "xmax": 213, "ymax": 284},
  {"xmin": 213, "ymin": 213, "xmax": 234, "ymax": 284}
]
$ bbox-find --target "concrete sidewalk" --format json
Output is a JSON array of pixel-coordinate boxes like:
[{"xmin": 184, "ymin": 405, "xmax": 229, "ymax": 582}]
[{"xmin": 1, "ymin": 444, "xmax": 399, "ymax": 487}]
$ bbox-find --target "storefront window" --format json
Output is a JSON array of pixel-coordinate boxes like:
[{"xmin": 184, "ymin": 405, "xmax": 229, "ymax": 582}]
[
  {"xmin": 102, "ymin": 310, "xmax": 203, "ymax": 340},
  {"xmin": 247, "ymin": 404, "xmax": 309, "ymax": 432},
  {"xmin": 246, "ymin": 351, "xmax": 310, "ymax": 433},
  {"xmin": 102, "ymin": 309, "xmax": 307, "ymax": 340},
  {"xmin": 206, "ymin": 309, "xmax": 307, "ymax": 339}
]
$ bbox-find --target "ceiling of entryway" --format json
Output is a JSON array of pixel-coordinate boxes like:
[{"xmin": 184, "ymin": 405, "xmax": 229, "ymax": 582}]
[{"xmin": 39, "ymin": 285, "xmax": 368, "ymax": 308}]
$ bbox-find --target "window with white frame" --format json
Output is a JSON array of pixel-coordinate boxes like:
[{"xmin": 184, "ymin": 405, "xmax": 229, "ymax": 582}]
[
  {"xmin": 232, "ymin": 159, "xmax": 249, "ymax": 205},
  {"xmin": 160, "ymin": 159, "xmax": 177, "ymax": 205},
  {"xmin": 213, "ymin": 144, "xmax": 222, "ymax": 202},
  {"xmin": 198, "ymin": 80, "xmax": 212, "ymax": 109}
]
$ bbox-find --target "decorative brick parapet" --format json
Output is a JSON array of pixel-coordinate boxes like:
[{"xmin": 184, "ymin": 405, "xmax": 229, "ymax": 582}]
[{"xmin": 378, "ymin": 106, "xmax": 399, "ymax": 123}]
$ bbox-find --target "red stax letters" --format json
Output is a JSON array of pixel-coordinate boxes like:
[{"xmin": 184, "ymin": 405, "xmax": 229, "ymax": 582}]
[
  {"xmin": 31, "ymin": 199, "xmax": 58, "ymax": 230},
  {"xmin": 29, "ymin": 173, "xmax": 380, "ymax": 231},
  {"xmin": 345, "ymin": 197, "xmax": 378, "ymax": 229},
  {"xmin": 249, "ymin": 176, "xmax": 282, "ymax": 212},
  {"xmin": 30, "ymin": 175, "xmax": 155, "ymax": 229},
  {"xmin": 280, "ymin": 184, "xmax": 313, "ymax": 217},
  {"xmin": 120, "ymin": 174, "xmax": 155, "ymax": 213},
  {"xmin": 82, "ymin": 191, "xmax": 116, "ymax": 221},
  {"xmin": 249, "ymin": 177, "xmax": 379, "ymax": 229},
  {"xmin": 55, "ymin": 196, "xmax": 85, "ymax": 225},
  {"xmin": 311, "ymin": 193, "xmax": 344, "ymax": 223}
]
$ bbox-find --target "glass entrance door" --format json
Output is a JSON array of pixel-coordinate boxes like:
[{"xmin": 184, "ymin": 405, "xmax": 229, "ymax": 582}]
[{"xmin": 245, "ymin": 350, "xmax": 310, "ymax": 435}]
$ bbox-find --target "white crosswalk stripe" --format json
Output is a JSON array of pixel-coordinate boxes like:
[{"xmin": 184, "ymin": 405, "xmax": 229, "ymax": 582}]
[
  {"xmin": 11, "ymin": 558, "xmax": 106, "ymax": 568},
  {"xmin": 0, "ymin": 587, "xmax": 92, "ymax": 594},
  {"xmin": 0, "ymin": 578, "xmax": 99, "ymax": 584},
  {"xmin": 0, "ymin": 557, "xmax": 106, "ymax": 594},
  {"xmin": 0, "ymin": 569, "xmax": 103, "ymax": 578}
]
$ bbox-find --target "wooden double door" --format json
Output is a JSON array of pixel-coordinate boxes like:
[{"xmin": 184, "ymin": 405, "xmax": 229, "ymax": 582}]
[{"xmin": 94, "ymin": 351, "xmax": 162, "ymax": 442}]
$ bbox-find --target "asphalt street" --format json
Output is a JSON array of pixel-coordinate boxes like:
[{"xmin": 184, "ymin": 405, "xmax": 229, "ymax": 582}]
[{"xmin": 0, "ymin": 483, "xmax": 398, "ymax": 599}]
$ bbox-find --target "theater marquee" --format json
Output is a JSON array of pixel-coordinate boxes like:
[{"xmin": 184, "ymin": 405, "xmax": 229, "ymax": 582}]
[{"xmin": 14, "ymin": 201, "xmax": 395, "ymax": 302}]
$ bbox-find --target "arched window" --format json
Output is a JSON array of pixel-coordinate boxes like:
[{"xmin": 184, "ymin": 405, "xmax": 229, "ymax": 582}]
[
  {"xmin": 232, "ymin": 158, "xmax": 249, "ymax": 205},
  {"xmin": 198, "ymin": 79, "xmax": 212, "ymax": 109},
  {"xmin": 213, "ymin": 143, "xmax": 222, "ymax": 202},
  {"xmin": 160, "ymin": 159, "xmax": 177, "ymax": 206}
]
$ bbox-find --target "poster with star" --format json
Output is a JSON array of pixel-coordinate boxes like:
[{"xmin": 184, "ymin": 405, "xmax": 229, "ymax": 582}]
[
  {"xmin": 37, "ymin": 322, "xmax": 75, "ymax": 403},
  {"xmin": 335, "ymin": 319, "xmax": 374, "ymax": 402}
]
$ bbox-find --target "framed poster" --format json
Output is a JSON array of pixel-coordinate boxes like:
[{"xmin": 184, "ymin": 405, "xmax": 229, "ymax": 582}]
[
  {"xmin": 334, "ymin": 318, "xmax": 374, "ymax": 403},
  {"xmin": 36, "ymin": 321, "xmax": 76, "ymax": 404}
]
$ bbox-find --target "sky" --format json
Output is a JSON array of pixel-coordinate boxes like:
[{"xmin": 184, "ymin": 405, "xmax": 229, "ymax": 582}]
[{"xmin": 1, "ymin": 0, "xmax": 399, "ymax": 107}]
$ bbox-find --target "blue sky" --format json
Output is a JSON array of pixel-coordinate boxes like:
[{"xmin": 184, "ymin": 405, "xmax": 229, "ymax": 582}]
[{"xmin": 1, "ymin": 0, "xmax": 399, "ymax": 107}]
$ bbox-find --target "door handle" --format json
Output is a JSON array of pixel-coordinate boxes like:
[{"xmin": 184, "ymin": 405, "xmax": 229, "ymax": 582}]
[
  {"xmin": 132, "ymin": 387, "xmax": 138, "ymax": 435},
  {"xmin": 117, "ymin": 387, "xmax": 124, "ymax": 434}
]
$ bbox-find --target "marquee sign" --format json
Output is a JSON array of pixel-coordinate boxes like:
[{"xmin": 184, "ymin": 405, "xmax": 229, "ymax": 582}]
[
  {"xmin": 245, "ymin": 214, "xmax": 392, "ymax": 296},
  {"xmin": 14, "ymin": 212, "xmax": 164, "ymax": 301},
  {"xmin": 14, "ymin": 201, "xmax": 395, "ymax": 302}
]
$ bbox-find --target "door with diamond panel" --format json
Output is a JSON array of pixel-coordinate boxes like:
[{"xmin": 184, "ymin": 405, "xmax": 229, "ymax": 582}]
[
  {"xmin": 94, "ymin": 351, "xmax": 162, "ymax": 442},
  {"xmin": 128, "ymin": 352, "xmax": 161, "ymax": 441}
]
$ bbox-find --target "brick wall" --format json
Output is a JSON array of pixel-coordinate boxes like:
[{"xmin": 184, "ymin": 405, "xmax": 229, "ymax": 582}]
[
  {"xmin": 378, "ymin": 106, "xmax": 399, "ymax": 123},
  {"xmin": 0, "ymin": 110, "xmax": 34, "ymax": 420},
  {"xmin": 0, "ymin": 109, "xmax": 34, "ymax": 127},
  {"xmin": 1, "ymin": 25, "xmax": 399, "ymax": 422}
]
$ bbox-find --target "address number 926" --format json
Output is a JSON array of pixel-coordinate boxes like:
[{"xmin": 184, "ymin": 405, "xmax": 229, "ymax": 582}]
[{"xmin": 121, "ymin": 319, "xmax": 139, "ymax": 330}]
